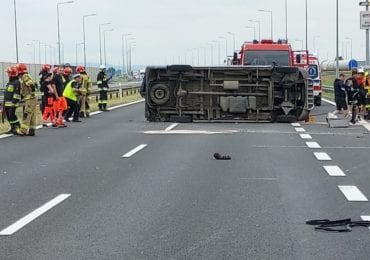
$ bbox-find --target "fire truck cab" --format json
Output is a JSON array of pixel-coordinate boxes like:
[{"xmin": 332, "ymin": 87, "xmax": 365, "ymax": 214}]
[{"xmin": 235, "ymin": 40, "xmax": 322, "ymax": 106}]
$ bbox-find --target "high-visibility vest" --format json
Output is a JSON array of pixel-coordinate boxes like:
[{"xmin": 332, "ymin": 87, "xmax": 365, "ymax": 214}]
[{"xmin": 63, "ymin": 80, "xmax": 77, "ymax": 101}]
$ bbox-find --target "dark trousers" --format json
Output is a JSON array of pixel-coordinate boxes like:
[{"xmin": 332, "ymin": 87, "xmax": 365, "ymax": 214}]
[
  {"xmin": 64, "ymin": 98, "xmax": 80, "ymax": 121},
  {"xmin": 99, "ymin": 90, "xmax": 108, "ymax": 110},
  {"xmin": 4, "ymin": 107, "xmax": 18, "ymax": 125}
]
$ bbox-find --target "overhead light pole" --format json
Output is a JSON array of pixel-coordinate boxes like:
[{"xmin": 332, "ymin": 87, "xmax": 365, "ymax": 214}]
[
  {"xmin": 57, "ymin": 1, "xmax": 74, "ymax": 65},
  {"xmin": 295, "ymin": 39, "xmax": 304, "ymax": 50},
  {"xmin": 26, "ymin": 43, "xmax": 36, "ymax": 64},
  {"xmin": 82, "ymin": 13, "xmax": 97, "ymax": 67},
  {"xmin": 99, "ymin": 22, "xmax": 111, "ymax": 65},
  {"xmin": 122, "ymin": 33, "xmax": 132, "ymax": 75},
  {"xmin": 103, "ymin": 28, "xmax": 114, "ymax": 67},
  {"xmin": 285, "ymin": 0, "xmax": 288, "ymax": 41},
  {"xmin": 75, "ymin": 42, "xmax": 84, "ymax": 66},
  {"xmin": 33, "ymin": 40, "xmax": 41, "ymax": 65},
  {"xmin": 336, "ymin": 0, "xmax": 339, "ymax": 77},
  {"xmin": 13, "ymin": 0, "xmax": 19, "ymax": 63},
  {"xmin": 345, "ymin": 37, "xmax": 353, "ymax": 59},
  {"xmin": 125, "ymin": 37, "xmax": 135, "ymax": 74},
  {"xmin": 207, "ymin": 43, "xmax": 214, "ymax": 65},
  {"xmin": 213, "ymin": 40, "xmax": 221, "ymax": 65},
  {"xmin": 313, "ymin": 35, "xmax": 320, "ymax": 53},
  {"xmin": 258, "ymin": 9, "xmax": 273, "ymax": 40},
  {"xmin": 245, "ymin": 26, "xmax": 256, "ymax": 40},
  {"xmin": 305, "ymin": 0, "xmax": 308, "ymax": 50},
  {"xmin": 219, "ymin": 36, "xmax": 228, "ymax": 63},
  {"xmin": 227, "ymin": 32, "xmax": 236, "ymax": 53},
  {"xmin": 249, "ymin": 20, "xmax": 261, "ymax": 41}
]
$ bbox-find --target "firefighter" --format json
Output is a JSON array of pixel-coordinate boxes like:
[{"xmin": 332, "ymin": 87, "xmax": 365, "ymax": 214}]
[
  {"xmin": 17, "ymin": 63, "xmax": 38, "ymax": 136},
  {"xmin": 41, "ymin": 73, "xmax": 56, "ymax": 127},
  {"xmin": 3, "ymin": 66, "xmax": 21, "ymax": 135},
  {"xmin": 39, "ymin": 64, "xmax": 52, "ymax": 114},
  {"xmin": 97, "ymin": 65, "xmax": 111, "ymax": 111},
  {"xmin": 76, "ymin": 65, "xmax": 91, "ymax": 118},
  {"xmin": 63, "ymin": 74, "xmax": 82, "ymax": 122},
  {"xmin": 52, "ymin": 66, "xmax": 67, "ymax": 127}
]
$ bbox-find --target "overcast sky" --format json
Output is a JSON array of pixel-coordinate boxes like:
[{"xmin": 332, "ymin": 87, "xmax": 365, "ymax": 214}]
[{"xmin": 0, "ymin": 0, "xmax": 367, "ymax": 68}]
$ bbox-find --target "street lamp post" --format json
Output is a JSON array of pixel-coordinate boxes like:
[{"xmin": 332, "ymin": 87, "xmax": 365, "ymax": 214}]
[
  {"xmin": 285, "ymin": 0, "xmax": 288, "ymax": 41},
  {"xmin": 219, "ymin": 36, "xmax": 228, "ymax": 63},
  {"xmin": 336, "ymin": 0, "xmax": 339, "ymax": 77},
  {"xmin": 258, "ymin": 9, "xmax": 273, "ymax": 40},
  {"xmin": 249, "ymin": 20, "xmax": 261, "ymax": 41},
  {"xmin": 207, "ymin": 43, "xmax": 214, "ymax": 65},
  {"xmin": 83, "ymin": 13, "xmax": 97, "ymax": 67},
  {"xmin": 227, "ymin": 32, "xmax": 236, "ymax": 53},
  {"xmin": 213, "ymin": 40, "xmax": 221, "ymax": 65},
  {"xmin": 33, "ymin": 40, "xmax": 41, "ymax": 65},
  {"xmin": 13, "ymin": 0, "xmax": 19, "ymax": 63},
  {"xmin": 99, "ymin": 22, "xmax": 111, "ymax": 65},
  {"xmin": 295, "ymin": 39, "xmax": 304, "ymax": 50},
  {"xmin": 26, "ymin": 43, "xmax": 36, "ymax": 64},
  {"xmin": 305, "ymin": 0, "xmax": 308, "ymax": 50},
  {"xmin": 57, "ymin": 1, "xmax": 74, "ymax": 65},
  {"xmin": 313, "ymin": 35, "xmax": 320, "ymax": 53},
  {"xmin": 75, "ymin": 42, "xmax": 84, "ymax": 66},
  {"xmin": 345, "ymin": 37, "xmax": 353, "ymax": 59},
  {"xmin": 103, "ymin": 28, "xmax": 114, "ymax": 67},
  {"xmin": 245, "ymin": 26, "xmax": 256, "ymax": 41},
  {"xmin": 122, "ymin": 33, "xmax": 132, "ymax": 75},
  {"xmin": 125, "ymin": 38, "xmax": 135, "ymax": 74}
]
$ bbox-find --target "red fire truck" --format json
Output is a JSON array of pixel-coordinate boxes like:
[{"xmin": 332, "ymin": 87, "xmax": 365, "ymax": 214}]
[{"xmin": 234, "ymin": 39, "xmax": 322, "ymax": 106}]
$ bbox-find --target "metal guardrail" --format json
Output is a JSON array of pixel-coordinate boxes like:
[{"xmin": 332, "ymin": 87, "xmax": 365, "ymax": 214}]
[
  {"xmin": 323, "ymin": 85, "xmax": 334, "ymax": 93},
  {"xmin": 0, "ymin": 85, "xmax": 140, "ymax": 107}
]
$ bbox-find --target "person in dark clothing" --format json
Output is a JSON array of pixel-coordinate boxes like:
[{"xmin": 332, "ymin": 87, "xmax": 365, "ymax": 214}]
[
  {"xmin": 52, "ymin": 66, "xmax": 67, "ymax": 127},
  {"xmin": 97, "ymin": 65, "xmax": 111, "ymax": 111},
  {"xmin": 333, "ymin": 73, "xmax": 348, "ymax": 116}
]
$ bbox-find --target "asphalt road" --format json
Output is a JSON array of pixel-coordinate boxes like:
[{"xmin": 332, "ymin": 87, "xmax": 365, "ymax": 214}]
[{"xmin": 1, "ymin": 100, "xmax": 370, "ymax": 259}]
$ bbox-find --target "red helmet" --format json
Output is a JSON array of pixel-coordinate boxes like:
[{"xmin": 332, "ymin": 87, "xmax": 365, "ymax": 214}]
[
  {"xmin": 16, "ymin": 63, "xmax": 28, "ymax": 74},
  {"xmin": 63, "ymin": 67, "xmax": 72, "ymax": 75},
  {"xmin": 53, "ymin": 66, "xmax": 59, "ymax": 74},
  {"xmin": 6, "ymin": 66, "xmax": 19, "ymax": 77},
  {"xmin": 41, "ymin": 64, "xmax": 51, "ymax": 72},
  {"xmin": 76, "ymin": 65, "xmax": 85, "ymax": 73}
]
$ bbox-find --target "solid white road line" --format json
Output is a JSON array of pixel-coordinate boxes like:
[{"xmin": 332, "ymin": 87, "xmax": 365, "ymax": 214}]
[
  {"xmin": 323, "ymin": 166, "xmax": 346, "ymax": 177},
  {"xmin": 0, "ymin": 134, "xmax": 13, "ymax": 139},
  {"xmin": 0, "ymin": 194, "xmax": 71, "ymax": 236},
  {"xmin": 314, "ymin": 152, "xmax": 332, "ymax": 161},
  {"xmin": 90, "ymin": 111, "xmax": 103, "ymax": 116},
  {"xmin": 338, "ymin": 186, "xmax": 368, "ymax": 202},
  {"xmin": 360, "ymin": 216, "xmax": 370, "ymax": 230},
  {"xmin": 306, "ymin": 142, "xmax": 321, "ymax": 148},
  {"xmin": 121, "ymin": 144, "xmax": 147, "ymax": 158},
  {"xmin": 299, "ymin": 134, "xmax": 312, "ymax": 139},
  {"xmin": 143, "ymin": 130, "xmax": 237, "ymax": 135},
  {"xmin": 295, "ymin": 128, "xmax": 306, "ymax": 132},
  {"xmin": 291, "ymin": 123, "xmax": 301, "ymax": 127},
  {"xmin": 108, "ymin": 99, "xmax": 145, "ymax": 111},
  {"xmin": 165, "ymin": 123, "xmax": 179, "ymax": 132},
  {"xmin": 322, "ymin": 98, "xmax": 336, "ymax": 106}
]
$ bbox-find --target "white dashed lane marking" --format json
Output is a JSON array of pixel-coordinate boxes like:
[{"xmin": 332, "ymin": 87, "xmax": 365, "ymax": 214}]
[
  {"xmin": 361, "ymin": 216, "xmax": 370, "ymax": 230},
  {"xmin": 306, "ymin": 142, "xmax": 321, "ymax": 148},
  {"xmin": 0, "ymin": 194, "xmax": 71, "ymax": 236},
  {"xmin": 299, "ymin": 134, "xmax": 312, "ymax": 139},
  {"xmin": 291, "ymin": 123, "xmax": 301, "ymax": 127},
  {"xmin": 165, "ymin": 123, "xmax": 179, "ymax": 132},
  {"xmin": 295, "ymin": 128, "xmax": 306, "ymax": 132},
  {"xmin": 338, "ymin": 186, "xmax": 368, "ymax": 202},
  {"xmin": 314, "ymin": 152, "xmax": 332, "ymax": 161},
  {"xmin": 121, "ymin": 144, "xmax": 148, "ymax": 158},
  {"xmin": 323, "ymin": 166, "xmax": 346, "ymax": 177}
]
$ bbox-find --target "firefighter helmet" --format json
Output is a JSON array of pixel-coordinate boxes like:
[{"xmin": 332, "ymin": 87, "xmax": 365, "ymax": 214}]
[
  {"xmin": 16, "ymin": 63, "xmax": 28, "ymax": 74},
  {"xmin": 99, "ymin": 65, "xmax": 106, "ymax": 70},
  {"xmin": 76, "ymin": 65, "xmax": 85, "ymax": 73},
  {"xmin": 41, "ymin": 64, "xmax": 52, "ymax": 72},
  {"xmin": 63, "ymin": 67, "xmax": 72, "ymax": 75},
  {"xmin": 6, "ymin": 66, "xmax": 18, "ymax": 77}
]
